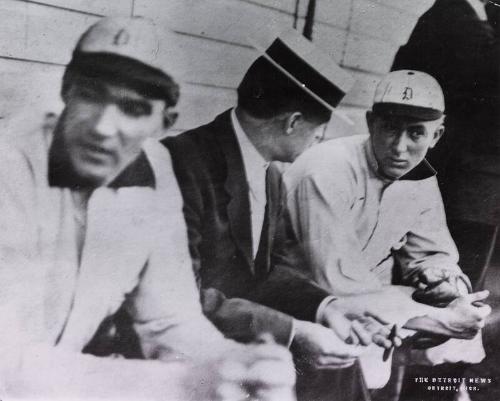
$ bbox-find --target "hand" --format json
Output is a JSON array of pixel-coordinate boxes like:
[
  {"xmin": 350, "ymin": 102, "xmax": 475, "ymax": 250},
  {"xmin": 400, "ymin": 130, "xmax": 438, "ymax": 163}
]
[
  {"xmin": 292, "ymin": 320, "xmax": 365, "ymax": 369},
  {"xmin": 412, "ymin": 268, "xmax": 469, "ymax": 306},
  {"xmin": 188, "ymin": 337, "xmax": 296, "ymax": 401},
  {"xmin": 319, "ymin": 300, "xmax": 402, "ymax": 350},
  {"xmin": 435, "ymin": 290, "xmax": 491, "ymax": 339},
  {"xmin": 355, "ymin": 315, "xmax": 402, "ymax": 350}
]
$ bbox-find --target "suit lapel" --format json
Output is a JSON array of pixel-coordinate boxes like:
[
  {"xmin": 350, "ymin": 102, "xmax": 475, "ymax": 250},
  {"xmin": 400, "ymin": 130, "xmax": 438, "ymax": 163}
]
[{"xmin": 215, "ymin": 111, "xmax": 254, "ymax": 271}]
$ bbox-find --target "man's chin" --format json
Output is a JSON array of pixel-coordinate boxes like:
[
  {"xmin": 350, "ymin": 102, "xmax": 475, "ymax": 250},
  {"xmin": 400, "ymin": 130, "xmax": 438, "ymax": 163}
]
[
  {"xmin": 73, "ymin": 164, "xmax": 114, "ymax": 188},
  {"xmin": 380, "ymin": 167, "xmax": 408, "ymax": 180}
]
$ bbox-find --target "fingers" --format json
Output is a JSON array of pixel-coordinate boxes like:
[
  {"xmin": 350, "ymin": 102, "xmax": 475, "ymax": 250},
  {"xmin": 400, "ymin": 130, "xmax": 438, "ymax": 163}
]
[
  {"xmin": 363, "ymin": 310, "xmax": 390, "ymax": 325},
  {"xmin": 373, "ymin": 334, "xmax": 393, "ymax": 349},
  {"xmin": 466, "ymin": 290, "xmax": 490, "ymax": 303},
  {"xmin": 350, "ymin": 320, "xmax": 373, "ymax": 346},
  {"xmin": 393, "ymin": 335, "xmax": 403, "ymax": 348},
  {"xmin": 314, "ymin": 356, "xmax": 356, "ymax": 369},
  {"xmin": 475, "ymin": 304, "xmax": 492, "ymax": 320},
  {"xmin": 322, "ymin": 308, "xmax": 355, "ymax": 341},
  {"xmin": 216, "ymin": 344, "xmax": 296, "ymax": 401}
]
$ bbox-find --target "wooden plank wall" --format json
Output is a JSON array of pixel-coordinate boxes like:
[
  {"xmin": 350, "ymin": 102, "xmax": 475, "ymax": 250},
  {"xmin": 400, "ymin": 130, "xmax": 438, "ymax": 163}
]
[{"xmin": 0, "ymin": 0, "xmax": 435, "ymax": 136}]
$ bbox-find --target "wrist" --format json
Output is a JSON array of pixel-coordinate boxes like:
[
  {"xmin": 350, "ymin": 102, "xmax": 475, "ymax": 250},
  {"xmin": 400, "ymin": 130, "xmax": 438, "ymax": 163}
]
[
  {"xmin": 316, "ymin": 296, "xmax": 338, "ymax": 324},
  {"xmin": 292, "ymin": 319, "xmax": 308, "ymax": 339}
]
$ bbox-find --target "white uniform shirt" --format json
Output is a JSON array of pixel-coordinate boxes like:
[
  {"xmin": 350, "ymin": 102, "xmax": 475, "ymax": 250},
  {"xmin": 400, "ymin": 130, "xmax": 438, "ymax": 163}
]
[
  {"xmin": 231, "ymin": 109, "xmax": 269, "ymax": 258},
  {"xmin": 0, "ymin": 129, "xmax": 229, "ymax": 396},
  {"xmin": 280, "ymin": 135, "xmax": 467, "ymax": 296}
]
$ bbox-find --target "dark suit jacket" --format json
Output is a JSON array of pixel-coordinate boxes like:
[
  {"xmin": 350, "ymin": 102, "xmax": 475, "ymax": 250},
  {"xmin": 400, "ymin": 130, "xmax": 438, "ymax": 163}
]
[{"xmin": 162, "ymin": 110, "xmax": 330, "ymax": 345}]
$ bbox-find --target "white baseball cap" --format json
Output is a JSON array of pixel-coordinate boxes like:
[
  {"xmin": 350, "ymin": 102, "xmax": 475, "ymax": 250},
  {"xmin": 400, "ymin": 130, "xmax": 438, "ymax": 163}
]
[
  {"xmin": 373, "ymin": 70, "xmax": 445, "ymax": 121},
  {"xmin": 63, "ymin": 17, "xmax": 180, "ymax": 105},
  {"xmin": 76, "ymin": 16, "xmax": 174, "ymax": 74}
]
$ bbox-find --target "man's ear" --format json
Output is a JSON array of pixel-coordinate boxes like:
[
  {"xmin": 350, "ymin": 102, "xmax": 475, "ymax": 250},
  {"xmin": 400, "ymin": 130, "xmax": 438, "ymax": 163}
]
[
  {"xmin": 284, "ymin": 112, "xmax": 303, "ymax": 135},
  {"xmin": 430, "ymin": 124, "xmax": 445, "ymax": 149},
  {"xmin": 163, "ymin": 109, "xmax": 178, "ymax": 129}
]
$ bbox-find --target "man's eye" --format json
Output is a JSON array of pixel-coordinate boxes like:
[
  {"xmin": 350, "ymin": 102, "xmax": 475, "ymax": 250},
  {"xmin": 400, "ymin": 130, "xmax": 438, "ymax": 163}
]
[
  {"xmin": 117, "ymin": 99, "xmax": 152, "ymax": 117},
  {"xmin": 408, "ymin": 127, "xmax": 426, "ymax": 140},
  {"xmin": 382, "ymin": 123, "xmax": 399, "ymax": 133},
  {"xmin": 76, "ymin": 87, "xmax": 102, "ymax": 101}
]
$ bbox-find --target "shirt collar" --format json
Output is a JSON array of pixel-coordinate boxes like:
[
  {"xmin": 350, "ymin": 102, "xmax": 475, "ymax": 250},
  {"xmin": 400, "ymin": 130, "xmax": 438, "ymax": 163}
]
[
  {"xmin": 466, "ymin": 0, "xmax": 488, "ymax": 20},
  {"xmin": 231, "ymin": 109, "xmax": 269, "ymax": 184},
  {"xmin": 48, "ymin": 131, "xmax": 155, "ymax": 189},
  {"xmin": 364, "ymin": 137, "xmax": 436, "ymax": 182}
]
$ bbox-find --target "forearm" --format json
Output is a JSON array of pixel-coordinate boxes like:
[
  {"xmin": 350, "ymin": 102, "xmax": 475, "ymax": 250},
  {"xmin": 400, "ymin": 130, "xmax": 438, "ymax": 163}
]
[{"xmin": 202, "ymin": 287, "xmax": 295, "ymax": 346}]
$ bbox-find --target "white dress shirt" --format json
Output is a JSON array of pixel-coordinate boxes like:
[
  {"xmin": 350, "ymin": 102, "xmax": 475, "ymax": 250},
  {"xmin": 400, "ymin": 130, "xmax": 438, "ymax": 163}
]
[
  {"xmin": 231, "ymin": 109, "xmax": 269, "ymax": 258},
  {"xmin": 466, "ymin": 0, "xmax": 488, "ymax": 20}
]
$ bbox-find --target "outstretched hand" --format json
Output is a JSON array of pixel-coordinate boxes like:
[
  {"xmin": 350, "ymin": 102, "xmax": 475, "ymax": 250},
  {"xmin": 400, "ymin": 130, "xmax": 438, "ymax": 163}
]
[{"xmin": 438, "ymin": 290, "xmax": 491, "ymax": 339}]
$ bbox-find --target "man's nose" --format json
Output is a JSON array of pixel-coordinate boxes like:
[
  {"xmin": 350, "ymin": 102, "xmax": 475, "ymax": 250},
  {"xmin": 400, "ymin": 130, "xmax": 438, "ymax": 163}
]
[
  {"xmin": 94, "ymin": 104, "xmax": 120, "ymax": 138},
  {"xmin": 392, "ymin": 131, "xmax": 409, "ymax": 154}
]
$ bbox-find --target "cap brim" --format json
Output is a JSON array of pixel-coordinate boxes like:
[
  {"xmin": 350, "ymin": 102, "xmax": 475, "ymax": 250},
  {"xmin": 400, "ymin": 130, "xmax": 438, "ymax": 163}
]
[
  {"xmin": 373, "ymin": 103, "xmax": 443, "ymax": 121},
  {"xmin": 249, "ymin": 39, "xmax": 338, "ymax": 113}
]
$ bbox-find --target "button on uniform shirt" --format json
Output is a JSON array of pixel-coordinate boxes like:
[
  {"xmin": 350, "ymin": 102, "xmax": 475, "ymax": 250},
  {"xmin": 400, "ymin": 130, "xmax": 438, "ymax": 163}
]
[
  {"xmin": 278, "ymin": 134, "xmax": 469, "ymax": 296},
  {"xmin": 231, "ymin": 109, "xmax": 269, "ymax": 258}
]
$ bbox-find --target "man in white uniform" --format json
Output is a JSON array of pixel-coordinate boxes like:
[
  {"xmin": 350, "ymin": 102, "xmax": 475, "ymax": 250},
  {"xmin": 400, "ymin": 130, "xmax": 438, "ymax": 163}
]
[
  {"xmin": 0, "ymin": 16, "xmax": 295, "ymax": 401},
  {"xmin": 276, "ymin": 70, "xmax": 491, "ymax": 360}
]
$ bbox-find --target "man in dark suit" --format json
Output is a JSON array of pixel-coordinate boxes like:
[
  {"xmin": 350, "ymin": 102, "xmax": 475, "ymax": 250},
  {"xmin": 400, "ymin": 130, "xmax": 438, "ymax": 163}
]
[
  {"xmin": 392, "ymin": 0, "xmax": 500, "ymax": 224},
  {"xmin": 163, "ymin": 29, "xmax": 396, "ymax": 399}
]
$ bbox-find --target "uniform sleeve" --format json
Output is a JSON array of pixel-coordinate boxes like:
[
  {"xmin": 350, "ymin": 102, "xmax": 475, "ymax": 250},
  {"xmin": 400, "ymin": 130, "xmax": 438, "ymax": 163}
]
[
  {"xmin": 393, "ymin": 179, "xmax": 471, "ymax": 289},
  {"xmin": 0, "ymin": 139, "xmax": 47, "ymax": 346},
  {"xmin": 276, "ymin": 172, "xmax": 382, "ymax": 296}
]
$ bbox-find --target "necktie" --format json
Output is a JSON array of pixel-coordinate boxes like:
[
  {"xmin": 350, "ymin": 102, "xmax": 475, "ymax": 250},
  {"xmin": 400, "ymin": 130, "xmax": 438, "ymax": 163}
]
[{"xmin": 254, "ymin": 163, "xmax": 280, "ymax": 278}]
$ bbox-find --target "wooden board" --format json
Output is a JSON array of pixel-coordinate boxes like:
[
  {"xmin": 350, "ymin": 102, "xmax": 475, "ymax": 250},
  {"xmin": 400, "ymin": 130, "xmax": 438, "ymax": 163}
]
[
  {"xmin": 343, "ymin": 33, "xmax": 399, "ymax": 74},
  {"xmin": 0, "ymin": 0, "xmax": 99, "ymax": 64},
  {"xmin": 27, "ymin": 0, "xmax": 132, "ymax": 16}
]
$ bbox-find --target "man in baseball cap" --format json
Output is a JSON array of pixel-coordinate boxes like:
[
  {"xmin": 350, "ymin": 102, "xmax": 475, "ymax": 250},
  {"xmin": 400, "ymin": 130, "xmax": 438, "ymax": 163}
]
[
  {"xmin": 273, "ymin": 69, "xmax": 491, "ymax": 387},
  {"xmin": 0, "ymin": 16, "xmax": 295, "ymax": 400}
]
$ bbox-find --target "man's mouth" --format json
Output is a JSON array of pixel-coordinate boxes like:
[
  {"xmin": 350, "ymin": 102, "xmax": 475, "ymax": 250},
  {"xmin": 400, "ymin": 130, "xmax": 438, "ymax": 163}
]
[
  {"xmin": 79, "ymin": 141, "xmax": 115, "ymax": 163},
  {"xmin": 387, "ymin": 157, "xmax": 408, "ymax": 166}
]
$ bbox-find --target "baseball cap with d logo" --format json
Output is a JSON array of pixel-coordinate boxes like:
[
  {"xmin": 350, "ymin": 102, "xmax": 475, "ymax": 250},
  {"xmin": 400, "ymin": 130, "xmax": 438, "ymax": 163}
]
[
  {"xmin": 372, "ymin": 70, "xmax": 445, "ymax": 121},
  {"xmin": 62, "ymin": 16, "xmax": 180, "ymax": 107}
]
